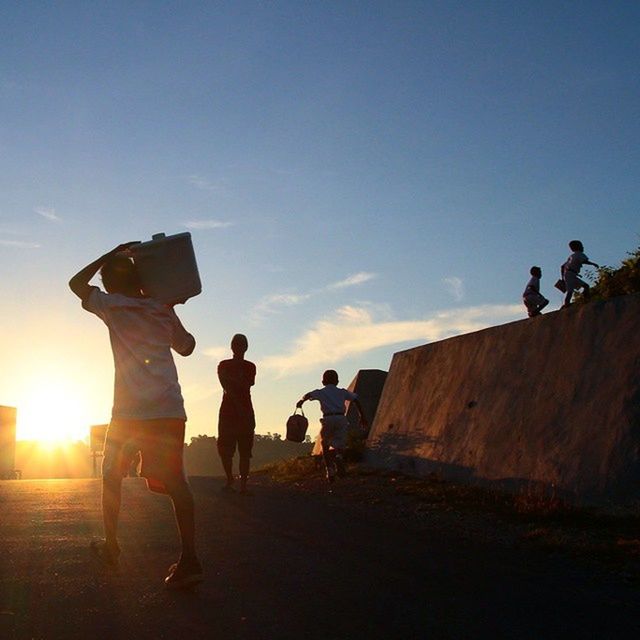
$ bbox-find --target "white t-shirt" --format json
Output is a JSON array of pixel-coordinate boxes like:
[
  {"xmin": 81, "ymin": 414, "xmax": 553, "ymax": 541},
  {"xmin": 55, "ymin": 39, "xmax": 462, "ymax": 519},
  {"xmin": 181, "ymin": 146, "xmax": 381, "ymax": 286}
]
[
  {"xmin": 523, "ymin": 275, "xmax": 540, "ymax": 297},
  {"xmin": 83, "ymin": 288, "xmax": 193, "ymax": 420},
  {"xmin": 308, "ymin": 384, "xmax": 357, "ymax": 416},
  {"xmin": 563, "ymin": 252, "xmax": 589, "ymax": 274}
]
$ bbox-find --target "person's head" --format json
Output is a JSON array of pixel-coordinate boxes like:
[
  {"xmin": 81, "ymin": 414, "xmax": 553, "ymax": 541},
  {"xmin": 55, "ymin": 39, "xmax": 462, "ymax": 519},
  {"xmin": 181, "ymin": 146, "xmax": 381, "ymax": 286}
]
[
  {"xmin": 322, "ymin": 369, "xmax": 339, "ymax": 386},
  {"xmin": 569, "ymin": 240, "xmax": 584, "ymax": 252},
  {"xmin": 100, "ymin": 254, "xmax": 141, "ymax": 295},
  {"xmin": 530, "ymin": 266, "xmax": 542, "ymax": 278},
  {"xmin": 231, "ymin": 333, "xmax": 248, "ymax": 356}
]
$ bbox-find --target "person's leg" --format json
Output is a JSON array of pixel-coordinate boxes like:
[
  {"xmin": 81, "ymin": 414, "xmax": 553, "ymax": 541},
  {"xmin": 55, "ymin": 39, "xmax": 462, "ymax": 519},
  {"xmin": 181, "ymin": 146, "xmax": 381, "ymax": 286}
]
[
  {"xmin": 164, "ymin": 475, "xmax": 197, "ymax": 561},
  {"xmin": 95, "ymin": 420, "xmax": 130, "ymax": 562},
  {"xmin": 217, "ymin": 422, "xmax": 236, "ymax": 489},
  {"xmin": 322, "ymin": 442, "xmax": 336, "ymax": 481},
  {"xmin": 581, "ymin": 283, "xmax": 591, "ymax": 300},
  {"xmin": 332, "ymin": 417, "xmax": 349, "ymax": 478},
  {"xmin": 141, "ymin": 419, "xmax": 203, "ymax": 588},
  {"xmin": 524, "ymin": 296, "xmax": 537, "ymax": 317},
  {"xmin": 220, "ymin": 452, "xmax": 235, "ymax": 488},
  {"xmin": 162, "ymin": 474, "xmax": 203, "ymax": 588},
  {"xmin": 239, "ymin": 457, "xmax": 250, "ymax": 492},
  {"xmin": 563, "ymin": 286, "xmax": 573, "ymax": 307},
  {"xmin": 102, "ymin": 475, "xmax": 123, "ymax": 553},
  {"xmin": 320, "ymin": 419, "xmax": 338, "ymax": 482},
  {"xmin": 334, "ymin": 449, "xmax": 346, "ymax": 477},
  {"xmin": 563, "ymin": 272, "xmax": 580, "ymax": 307},
  {"xmin": 238, "ymin": 431, "xmax": 254, "ymax": 493}
]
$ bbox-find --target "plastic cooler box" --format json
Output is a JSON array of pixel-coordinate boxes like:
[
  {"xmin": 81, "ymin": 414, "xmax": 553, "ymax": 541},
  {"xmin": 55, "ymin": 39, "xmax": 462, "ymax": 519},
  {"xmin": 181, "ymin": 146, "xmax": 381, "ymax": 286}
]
[{"xmin": 130, "ymin": 232, "xmax": 202, "ymax": 304}]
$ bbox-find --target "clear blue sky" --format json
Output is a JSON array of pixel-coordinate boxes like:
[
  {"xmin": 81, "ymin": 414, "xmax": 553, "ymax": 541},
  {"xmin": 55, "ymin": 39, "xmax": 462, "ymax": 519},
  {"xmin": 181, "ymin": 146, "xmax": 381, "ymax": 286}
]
[{"xmin": 1, "ymin": 1, "xmax": 638, "ymax": 441}]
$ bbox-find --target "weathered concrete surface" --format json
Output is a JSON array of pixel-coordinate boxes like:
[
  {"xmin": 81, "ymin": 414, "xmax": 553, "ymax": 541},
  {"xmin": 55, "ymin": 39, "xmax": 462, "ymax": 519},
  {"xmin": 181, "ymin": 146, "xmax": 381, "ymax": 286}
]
[
  {"xmin": 366, "ymin": 294, "xmax": 640, "ymax": 500},
  {"xmin": 312, "ymin": 369, "xmax": 387, "ymax": 456}
]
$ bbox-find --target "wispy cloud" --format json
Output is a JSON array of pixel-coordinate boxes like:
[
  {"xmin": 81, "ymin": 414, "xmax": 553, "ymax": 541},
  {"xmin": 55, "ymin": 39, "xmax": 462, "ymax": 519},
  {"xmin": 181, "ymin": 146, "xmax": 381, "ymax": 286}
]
[
  {"xmin": 252, "ymin": 293, "xmax": 312, "ymax": 321},
  {"xmin": 251, "ymin": 271, "xmax": 377, "ymax": 323},
  {"xmin": 261, "ymin": 303, "xmax": 522, "ymax": 376},
  {"xmin": 0, "ymin": 239, "xmax": 41, "ymax": 249},
  {"xmin": 443, "ymin": 276, "xmax": 464, "ymax": 302},
  {"xmin": 327, "ymin": 272, "xmax": 377, "ymax": 290},
  {"xmin": 184, "ymin": 219, "xmax": 233, "ymax": 230},
  {"xmin": 34, "ymin": 206, "xmax": 60, "ymax": 222},
  {"xmin": 202, "ymin": 346, "xmax": 229, "ymax": 362},
  {"xmin": 187, "ymin": 175, "xmax": 225, "ymax": 192}
]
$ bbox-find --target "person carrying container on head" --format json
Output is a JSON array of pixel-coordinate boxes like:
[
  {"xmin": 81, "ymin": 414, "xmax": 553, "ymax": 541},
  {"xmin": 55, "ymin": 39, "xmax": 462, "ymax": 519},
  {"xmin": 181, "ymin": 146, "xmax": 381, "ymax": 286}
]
[
  {"xmin": 69, "ymin": 243, "xmax": 203, "ymax": 590},
  {"xmin": 561, "ymin": 240, "xmax": 600, "ymax": 308},
  {"xmin": 296, "ymin": 370, "xmax": 368, "ymax": 484}
]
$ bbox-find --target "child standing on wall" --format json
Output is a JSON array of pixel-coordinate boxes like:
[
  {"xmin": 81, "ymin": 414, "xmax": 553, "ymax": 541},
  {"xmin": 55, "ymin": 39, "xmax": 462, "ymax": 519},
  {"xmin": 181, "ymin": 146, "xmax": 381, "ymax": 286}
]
[
  {"xmin": 561, "ymin": 240, "xmax": 600, "ymax": 308},
  {"xmin": 297, "ymin": 370, "xmax": 368, "ymax": 484},
  {"xmin": 523, "ymin": 266, "xmax": 549, "ymax": 317}
]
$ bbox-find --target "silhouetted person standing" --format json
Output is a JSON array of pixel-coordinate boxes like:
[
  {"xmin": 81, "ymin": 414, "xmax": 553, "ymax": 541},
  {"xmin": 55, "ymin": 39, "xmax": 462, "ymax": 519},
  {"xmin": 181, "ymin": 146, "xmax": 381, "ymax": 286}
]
[
  {"xmin": 217, "ymin": 334, "xmax": 256, "ymax": 494},
  {"xmin": 69, "ymin": 243, "xmax": 203, "ymax": 589}
]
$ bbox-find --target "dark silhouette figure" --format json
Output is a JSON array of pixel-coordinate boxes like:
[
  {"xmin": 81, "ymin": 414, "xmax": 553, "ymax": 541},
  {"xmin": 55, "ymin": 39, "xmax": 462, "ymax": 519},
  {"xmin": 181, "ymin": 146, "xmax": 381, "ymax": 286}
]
[
  {"xmin": 217, "ymin": 334, "xmax": 256, "ymax": 494},
  {"xmin": 523, "ymin": 266, "xmax": 549, "ymax": 317},
  {"xmin": 561, "ymin": 240, "xmax": 600, "ymax": 307},
  {"xmin": 297, "ymin": 369, "xmax": 368, "ymax": 484},
  {"xmin": 69, "ymin": 243, "xmax": 202, "ymax": 589}
]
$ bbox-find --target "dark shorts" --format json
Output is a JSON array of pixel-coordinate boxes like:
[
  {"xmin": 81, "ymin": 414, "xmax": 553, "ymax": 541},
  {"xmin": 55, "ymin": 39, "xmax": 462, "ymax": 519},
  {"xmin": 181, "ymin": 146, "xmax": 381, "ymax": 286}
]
[
  {"xmin": 218, "ymin": 424, "xmax": 253, "ymax": 458},
  {"xmin": 217, "ymin": 406, "xmax": 255, "ymax": 459},
  {"xmin": 102, "ymin": 418, "xmax": 186, "ymax": 494}
]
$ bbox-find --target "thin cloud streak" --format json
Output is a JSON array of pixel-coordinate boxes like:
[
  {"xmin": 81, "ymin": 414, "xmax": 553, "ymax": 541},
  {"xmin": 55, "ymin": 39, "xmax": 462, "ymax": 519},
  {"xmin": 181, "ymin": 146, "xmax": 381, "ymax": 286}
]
[
  {"xmin": 0, "ymin": 239, "xmax": 41, "ymax": 248},
  {"xmin": 184, "ymin": 219, "xmax": 233, "ymax": 230},
  {"xmin": 327, "ymin": 272, "xmax": 376, "ymax": 289},
  {"xmin": 443, "ymin": 276, "xmax": 464, "ymax": 301},
  {"xmin": 252, "ymin": 293, "xmax": 312, "ymax": 322},
  {"xmin": 251, "ymin": 271, "xmax": 377, "ymax": 323},
  {"xmin": 34, "ymin": 206, "xmax": 60, "ymax": 222},
  {"xmin": 187, "ymin": 175, "xmax": 225, "ymax": 192},
  {"xmin": 261, "ymin": 303, "xmax": 522, "ymax": 376}
]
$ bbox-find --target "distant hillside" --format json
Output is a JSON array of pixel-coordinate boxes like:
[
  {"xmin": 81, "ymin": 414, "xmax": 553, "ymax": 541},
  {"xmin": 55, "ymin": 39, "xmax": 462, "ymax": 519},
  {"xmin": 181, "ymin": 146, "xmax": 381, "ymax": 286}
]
[
  {"xmin": 14, "ymin": 434, "xmax": 312, "ymax": 479},
  {"xmin": 184, "ymin": 433, "xmax": 312, "ymax": 476}
]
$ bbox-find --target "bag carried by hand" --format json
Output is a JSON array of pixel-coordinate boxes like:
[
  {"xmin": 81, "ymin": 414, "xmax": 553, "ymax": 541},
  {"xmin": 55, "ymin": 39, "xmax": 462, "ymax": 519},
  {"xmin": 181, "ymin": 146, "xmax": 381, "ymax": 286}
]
[
  {"xmin": 286, "ymin": 407, "xmax": 309, "ymax": 443},
  {"xmin": 554, "ymin": 278, "xmax": 567, "ymax": 293}
]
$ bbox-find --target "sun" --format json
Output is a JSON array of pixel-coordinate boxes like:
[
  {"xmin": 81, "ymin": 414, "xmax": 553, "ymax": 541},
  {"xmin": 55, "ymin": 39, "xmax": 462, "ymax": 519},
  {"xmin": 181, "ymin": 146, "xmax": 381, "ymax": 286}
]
[{"xmin": 17, "ymin": 380, "xmax": 94, "ymax": 443}]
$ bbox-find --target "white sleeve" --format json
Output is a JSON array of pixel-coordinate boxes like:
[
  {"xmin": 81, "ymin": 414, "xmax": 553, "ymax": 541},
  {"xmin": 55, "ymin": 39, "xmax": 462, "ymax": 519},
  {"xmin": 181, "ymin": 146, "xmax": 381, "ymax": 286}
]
[{"xmin": 81, "ymin": 287, "xmax": 108, "ymax": 319}]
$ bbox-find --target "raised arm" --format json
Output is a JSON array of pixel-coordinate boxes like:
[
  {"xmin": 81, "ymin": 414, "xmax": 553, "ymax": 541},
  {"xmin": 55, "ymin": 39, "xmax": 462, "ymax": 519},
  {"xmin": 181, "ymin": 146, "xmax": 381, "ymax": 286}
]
[
  {"xmin": 170, "ymin": 312, "xmax": 196, "ymax": 357},
  {"xmin": 296, "ymin": 392, "xmax": 313, "ymax": 409},
  {"xmin": 68, "ymin": 242, "xmax": 139, "ymax": 300}
]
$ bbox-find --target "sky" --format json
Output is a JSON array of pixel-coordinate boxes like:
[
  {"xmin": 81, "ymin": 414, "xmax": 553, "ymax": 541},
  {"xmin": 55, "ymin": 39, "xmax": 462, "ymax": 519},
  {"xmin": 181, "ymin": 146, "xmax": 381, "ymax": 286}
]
[{"xmin": 1, "ymin": 1, "xmax": 638, "ymax": 443}]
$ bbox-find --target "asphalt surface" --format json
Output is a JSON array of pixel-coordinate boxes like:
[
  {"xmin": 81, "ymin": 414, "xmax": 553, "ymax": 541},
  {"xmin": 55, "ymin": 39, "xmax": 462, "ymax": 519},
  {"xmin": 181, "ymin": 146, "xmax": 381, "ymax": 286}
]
[{"xmin": 0, "ymin": 477, "xmax": 638, "ymax": 640}]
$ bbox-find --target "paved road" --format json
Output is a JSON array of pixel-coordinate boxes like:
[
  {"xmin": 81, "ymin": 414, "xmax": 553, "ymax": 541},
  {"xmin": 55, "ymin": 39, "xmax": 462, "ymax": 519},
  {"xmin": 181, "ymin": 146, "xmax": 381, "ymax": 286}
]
[{"xmin": 0, "ymin": 477, "xmax": 638, "ymax": 639}]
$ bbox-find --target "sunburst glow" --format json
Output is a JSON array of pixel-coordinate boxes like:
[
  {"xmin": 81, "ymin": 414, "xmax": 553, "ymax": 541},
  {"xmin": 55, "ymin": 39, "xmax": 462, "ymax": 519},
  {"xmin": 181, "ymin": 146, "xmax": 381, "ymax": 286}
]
[{"xmin": 17, "ymin": 379, "xmax": 94, "ymax": 443}]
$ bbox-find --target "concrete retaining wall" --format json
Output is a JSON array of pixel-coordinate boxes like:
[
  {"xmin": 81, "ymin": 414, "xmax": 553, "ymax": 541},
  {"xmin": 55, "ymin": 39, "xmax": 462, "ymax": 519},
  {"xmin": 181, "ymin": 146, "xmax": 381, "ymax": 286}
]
[{"xmin": 365, "ymin": 294, "xmax": 640, "ymax": 500}]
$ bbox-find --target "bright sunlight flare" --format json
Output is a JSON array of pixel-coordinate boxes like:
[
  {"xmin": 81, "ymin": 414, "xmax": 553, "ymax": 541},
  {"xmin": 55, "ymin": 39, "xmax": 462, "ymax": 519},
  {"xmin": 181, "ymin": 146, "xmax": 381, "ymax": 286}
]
[{"xmin": 17, "ymin": 380, "xmax": 94, "ymax": 443}]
